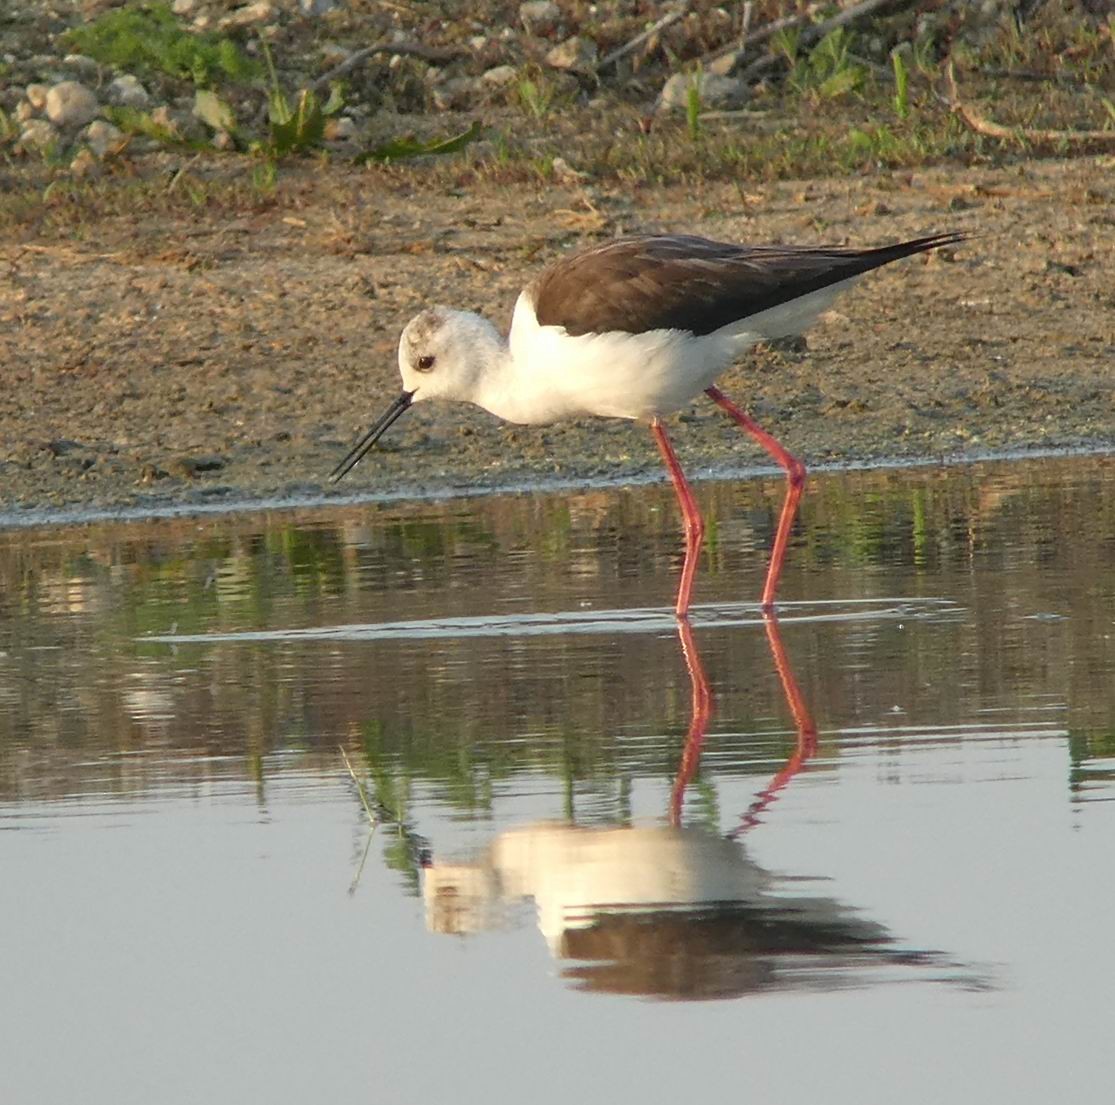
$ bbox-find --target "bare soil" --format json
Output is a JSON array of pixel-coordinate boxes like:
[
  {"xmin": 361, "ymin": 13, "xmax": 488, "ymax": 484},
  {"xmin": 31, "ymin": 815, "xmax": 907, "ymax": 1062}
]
[{"xmin": 1, "ymin": 153, "xmax": 1113, "ymax": 518}]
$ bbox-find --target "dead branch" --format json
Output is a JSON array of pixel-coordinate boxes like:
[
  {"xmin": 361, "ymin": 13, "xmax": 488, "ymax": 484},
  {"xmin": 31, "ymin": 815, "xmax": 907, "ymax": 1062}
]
[
  {"xmin": 943, "ymin": 58, "xmax": 1115, "ymax": 145},
  {"xmin": 309, "ymin": 42, "xmax": 466, "ymax": 93},
  {"xmin": 599, "ymin": 6, "xmax": 688, "ymax": 71},
  {"xmin": 702, "ymin": 2, "xmax": 826, "ymax": 75},
  {"xmin": 736, "ymin": 0, "xmax": 906, "ymax": 84}
]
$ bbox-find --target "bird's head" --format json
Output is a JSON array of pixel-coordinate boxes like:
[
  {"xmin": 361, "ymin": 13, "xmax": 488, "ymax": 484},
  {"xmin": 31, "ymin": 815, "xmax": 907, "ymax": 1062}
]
[
  {"xmin": 397, "ymin": 306, "xmax": 496, "ymax": 403},
  {"xmin": 329, "ymin": 306, "xmax": 502, "ymax": 482}
]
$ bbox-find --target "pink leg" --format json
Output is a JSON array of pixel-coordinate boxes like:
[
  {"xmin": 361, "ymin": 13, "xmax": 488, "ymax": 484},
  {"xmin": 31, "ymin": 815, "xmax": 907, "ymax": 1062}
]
[
  {"xmin": 705, "ymin": 385, "xmax": 806, "ymax": 611},
  {"xmin": 731, "ymin": 611, "xmax": 818, "ymax": 837},
  {"xmin": 650, "ymin": 418, "xmax": 705, "ymax": 618},
  {"xmin": 668, "ymin": 617, "xmax": 714, "ymax": 827}
]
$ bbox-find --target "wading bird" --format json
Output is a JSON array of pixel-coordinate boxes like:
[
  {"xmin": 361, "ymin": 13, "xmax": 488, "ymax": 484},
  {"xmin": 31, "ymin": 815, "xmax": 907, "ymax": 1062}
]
[{"xmin": 331, "ymin": 231, "xmax": 963, "ymax": 614}]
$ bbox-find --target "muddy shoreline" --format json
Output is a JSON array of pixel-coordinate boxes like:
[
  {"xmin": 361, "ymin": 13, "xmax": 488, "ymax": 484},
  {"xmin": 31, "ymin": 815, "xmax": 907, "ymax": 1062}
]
[{"xmin": 2, "ymin": 155, "xmax": 1112, "ymax": 525}]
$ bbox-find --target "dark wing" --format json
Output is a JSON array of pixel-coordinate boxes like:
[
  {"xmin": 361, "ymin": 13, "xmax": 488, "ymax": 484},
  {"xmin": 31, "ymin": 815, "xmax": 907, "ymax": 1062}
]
[{"xmin": 530, "ymin": 232, "xmax": 966, "ymax": 337}]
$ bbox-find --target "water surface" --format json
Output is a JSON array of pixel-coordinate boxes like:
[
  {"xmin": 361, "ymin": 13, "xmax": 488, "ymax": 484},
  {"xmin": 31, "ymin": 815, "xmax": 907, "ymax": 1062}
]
[{"xmin": 2, "ymin": 456, "xmax": 1114, "ymax": 1103}]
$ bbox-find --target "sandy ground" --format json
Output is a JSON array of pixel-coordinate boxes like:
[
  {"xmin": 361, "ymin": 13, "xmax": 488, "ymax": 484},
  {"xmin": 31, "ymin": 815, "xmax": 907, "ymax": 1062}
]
[{"xmin": 1, "ymin": 154, "xmax": 1112, "ymax": 518}]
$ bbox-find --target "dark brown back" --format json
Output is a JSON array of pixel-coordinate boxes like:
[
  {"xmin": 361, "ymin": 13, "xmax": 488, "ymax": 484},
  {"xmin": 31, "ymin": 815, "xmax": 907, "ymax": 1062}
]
[{"xmin": 530, "ymin": 232, "xmax": 965, "ymax": 337}]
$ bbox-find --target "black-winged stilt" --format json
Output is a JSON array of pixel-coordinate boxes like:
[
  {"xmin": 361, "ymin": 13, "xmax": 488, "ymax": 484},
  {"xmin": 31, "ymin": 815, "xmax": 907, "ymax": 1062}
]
[{"xmin": 330, "ymin": 231, "xmax": 964, "ymax": 614}]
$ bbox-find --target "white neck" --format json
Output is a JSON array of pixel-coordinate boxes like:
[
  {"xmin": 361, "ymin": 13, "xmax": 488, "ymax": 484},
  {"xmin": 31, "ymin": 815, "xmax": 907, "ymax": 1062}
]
[{"xmin": 458, "ymin": 312, "xmax": 554, "ymax": 425}]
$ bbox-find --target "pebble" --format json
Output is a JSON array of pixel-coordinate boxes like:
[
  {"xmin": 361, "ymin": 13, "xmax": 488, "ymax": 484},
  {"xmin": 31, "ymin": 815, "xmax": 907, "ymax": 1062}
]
[
  {"xmin": 324, "ymin": 116, "xmax": 357, "ymax": 141},
  {"xmin": 167, "ymin": 456, "xmax": 226, "ymax": 479},
  {"xmin": 107, "ymin": 74, "xmax": 150, "ymax": 110},
  {"xmin": 18, "ymin": 118, "xmax": 58, "ymax": 150},
  {"xmin": 319, "ymin": 41, "xmax": 351, "ymax": 66},
  {"xmin": 149, "ymin": 105, "xmax": 181, "ymax": 136},
  {"xmin": 298, "ymin": 0, "xmax": 337, "ymax": 13},
  {"xmin": 221, "ymin": 2, "xmax": 275, "ymax": 28},
  {"xmin": 25, "ymin": 83, "xmax": 49, "ymax": 111},
  {"xmin": 69, "ymin": 147, "xmax": 101, "ymax": 177},
  {"xmin": 171, "ymin": 0, "xmax": 197, "ymax": 12},
  {"xmin": 481, "ymin": 65, "xmax": 519, "ymax": 89},
  {"xmin": 551, "ymin": 156, "xmax": 588, "ymax": 183},
  {"xmin": 45, "ymin": 80, "xmax": 99, "ymax": 128},
  {"xmin": 658, "ymin": 71, "xmax": 748, "ymax": 112},
  {"xmin": 431, "ymin": 77, "xmax": 478, "ymax": 112},
  {"xmin": 62, "ymin": 53, "xmax": 99, "ymax": 77},
  {"xmin": 519, "ymin": 1, "xmax": 562, "ymax": 36},
  {"xmin": 545, "ymin": 35, "xmax": 597, "ymax": 72},
  {"xmin": 82, "ymin": 119, "xmax": 123, "ymax": 158}
]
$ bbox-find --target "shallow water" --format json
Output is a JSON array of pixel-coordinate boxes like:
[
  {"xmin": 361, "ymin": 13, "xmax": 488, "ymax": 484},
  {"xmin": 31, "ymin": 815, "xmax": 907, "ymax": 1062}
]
[{"xmin": 3, "ymin": 455, "xmax": 1115, "ymax": 1104}]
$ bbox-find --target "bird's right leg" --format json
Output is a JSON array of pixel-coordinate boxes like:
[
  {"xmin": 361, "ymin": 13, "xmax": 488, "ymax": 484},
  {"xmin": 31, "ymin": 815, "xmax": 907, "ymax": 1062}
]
[
  {"xmin": 650, "ymin": 418, "xmax": 705, "ymax": 618},
  {"xmin": 705, "ymin": 386, "xmax": 806, "ymax": 611}
]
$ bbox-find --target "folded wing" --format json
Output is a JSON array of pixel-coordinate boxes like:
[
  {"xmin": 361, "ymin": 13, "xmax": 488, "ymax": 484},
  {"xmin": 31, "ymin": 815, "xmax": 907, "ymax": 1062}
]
[{"xmin": 530, "ymin": 232, "xmax": 965, "ymax": 338}]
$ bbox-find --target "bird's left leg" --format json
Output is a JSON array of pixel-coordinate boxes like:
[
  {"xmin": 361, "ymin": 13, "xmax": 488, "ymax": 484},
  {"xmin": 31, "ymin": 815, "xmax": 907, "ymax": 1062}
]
[
  {"xmin": 705, "ymin": 386, "xmax": 806, "ymax": 611},
  {"xmin": 650, "ymin": 417, "xmax": 705, "ymax": 618},
  {"xmin": 668, "ymin": 617, "xmax": 714, "ymax": 826}
]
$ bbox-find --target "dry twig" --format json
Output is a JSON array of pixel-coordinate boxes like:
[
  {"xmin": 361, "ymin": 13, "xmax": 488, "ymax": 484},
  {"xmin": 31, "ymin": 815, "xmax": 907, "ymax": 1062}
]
[
  {"xmin": 737, "ymin": 0, "xmax": 904, "ymax": 83},
  {"xmin": 943, "ymin": 58, "xmax": 1115, "ymax": 145},
  {"xmin": 310, "ymin": 41, "xmax": 466, "ymax": 92},
  {"xmin": 702, "ymin": 2, "xmax": 826, "ymax": 74},
  {"xmin": 339, "ymin": 745, "xmax": 377, "ymax": 828},
  {"xmin": 599, "ymin": 6, "xmax": 689, "ymax": 70}
]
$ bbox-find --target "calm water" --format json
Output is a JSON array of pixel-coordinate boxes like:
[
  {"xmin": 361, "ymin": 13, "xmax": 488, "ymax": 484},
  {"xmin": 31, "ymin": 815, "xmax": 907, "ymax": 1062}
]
[{"xmin": 2, "ymin": 456, "xmax": 1115, "ymax": 1104}]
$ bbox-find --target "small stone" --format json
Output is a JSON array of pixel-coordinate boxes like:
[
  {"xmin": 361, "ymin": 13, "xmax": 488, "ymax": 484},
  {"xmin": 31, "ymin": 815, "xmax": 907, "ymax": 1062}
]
[
  {"xmin": 82, "ymin": 119, "xmax": 124, "ymax": 158},
  {"xmin": 545, "ymin": 35, "xmax": 597, "ymax": 72},
  {"xmin": 149, "ymin": 105, "xmax": 181, "ymax": 137},
  {"xmin": 45, "ymin": 81, "xmax": 99, "ymax": 128},
  {"xmin": 468, "ymin": 35, "xmax": 487, "ymax": 51},
  {"xmin": 16, "ymin": 100, "xmax": 36, "ymax": 122},
  {"xmin": 706, "ymin": 53, "xmax": 738, "ymax": 78},
  {"xmin": 171, "ymin": 0, "xmax": 196, "ymax": 12},
  {"xmin": 298, "ymin": 0, "xmax": 336, "ymax": 13},
  {"xmin": 431, "ymin": 76, "xmax": 478, "ymax": 111},
  {"xmin": 319, "ymin": 41, "xmax": 351, "ymax": 66},
  {"xmin": 222, "ymin": 2, "xmax": 275, "ymax": 28},
  {"xmin": 212, "ymin": 128, "xmax": 235, "ymax": 151},
  {"xmin": 167, "ymin": 455, "xmax": 226, "ymax": 479},
  {"xmin": 70, "ymin": 147, "xmax": 101, "ymax": 178},
  {"xmin": 139, "ymin": 463, "xmax": 169, "ymax": 483},
  {"xmin": 552, "ymin": 156, "xmax": 588, "ymax": 183},
  {"xmin": 107, "ymin": 74, "xmax": 150, "ymax": 110},
  {"xmin": 658, "ymin": 71, "xmax": 747, "ymax": 112},
  {"xmin": 44, "ymin": 439, "xmax": 85, "ymax": 457},
  {"xmin": 18, "ymin": 119, "xmax": 58, "ymax": 151},
  {"xmin": 481, "ymin": 65, "xmax": 518, "ymax": 88},
  {"xmin": 63, "ymin": 53, "xmax": 99, "ymax": 77},
  {"xmin": 324, "ymin": 115, "xmax": 357, "ymax": 141},
  {"xmin": 25, "ymin": 83, "xmax": 49, "ymax": 111},
  {"xmin": 520, "ymin": 1, "xmax": 562, "ymax": 36}
]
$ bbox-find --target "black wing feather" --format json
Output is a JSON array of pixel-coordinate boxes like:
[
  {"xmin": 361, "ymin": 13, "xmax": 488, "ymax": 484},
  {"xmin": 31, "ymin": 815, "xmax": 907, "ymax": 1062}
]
[{"xmin": 531, "ymin": 232, "xmax": 966, "ymax": 337}]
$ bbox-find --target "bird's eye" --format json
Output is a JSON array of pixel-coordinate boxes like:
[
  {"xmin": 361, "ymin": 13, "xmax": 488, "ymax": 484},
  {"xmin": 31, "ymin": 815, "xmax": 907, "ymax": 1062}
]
[{"xmin": 416, "ymin": 354, "xmax": 436, "ymax": 372}]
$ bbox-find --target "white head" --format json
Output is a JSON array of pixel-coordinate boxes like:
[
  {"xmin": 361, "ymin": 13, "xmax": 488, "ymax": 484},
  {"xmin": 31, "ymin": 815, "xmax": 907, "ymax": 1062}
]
[
  {"xmin": 398, "ymin": 306, "xmax": 504, "ymax": 405},
  {"xmin": 328, "ymin": 305, "xmax": 505, "ymax": 482}
]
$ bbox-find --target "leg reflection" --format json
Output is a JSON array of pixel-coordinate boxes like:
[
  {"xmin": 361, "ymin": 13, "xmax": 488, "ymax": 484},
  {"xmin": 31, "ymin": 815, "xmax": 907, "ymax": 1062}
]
[
  {"xmin": 668, "ymin": 617, "xmax": 714, "ymax": 826},
  {"xmin": 668, "ymin": 613, "xmax": 818, "ymax": 831},
  {"xmin": 732, "ymin": 613, "xmax": 818, "ymax": 835}
]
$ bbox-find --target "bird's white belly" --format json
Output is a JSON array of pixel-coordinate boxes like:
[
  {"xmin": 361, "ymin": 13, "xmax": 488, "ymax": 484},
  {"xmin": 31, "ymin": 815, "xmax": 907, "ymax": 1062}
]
[
  {"xmin": 494, "ymin": 279, "xmax": 857, "ymax": 424},
  {"xmin": 537, "ymin": 326, "xmax": 749, "ymax": 420},
  {"xmin": 502, "ymin": 302, "xmax": 752, "ymax": 423}
]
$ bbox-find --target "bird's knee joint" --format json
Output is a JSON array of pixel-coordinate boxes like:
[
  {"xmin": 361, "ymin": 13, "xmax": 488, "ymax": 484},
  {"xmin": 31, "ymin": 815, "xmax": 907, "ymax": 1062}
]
[{"xmin": 787, "ymin": 457, "xmax": 806, "ymax": 488}]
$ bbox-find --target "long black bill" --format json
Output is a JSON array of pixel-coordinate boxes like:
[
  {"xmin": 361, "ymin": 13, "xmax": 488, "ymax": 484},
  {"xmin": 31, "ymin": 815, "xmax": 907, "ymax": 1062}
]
[{"xmin": 328, "ymin": 390, "xmax": 414, "ymax": 483}]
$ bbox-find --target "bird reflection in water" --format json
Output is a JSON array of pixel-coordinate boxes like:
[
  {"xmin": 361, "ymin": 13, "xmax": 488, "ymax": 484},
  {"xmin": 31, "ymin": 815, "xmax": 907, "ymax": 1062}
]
[{"xmin": 421, "ymin": 616, "xmax": 949, "ymax": 1000}]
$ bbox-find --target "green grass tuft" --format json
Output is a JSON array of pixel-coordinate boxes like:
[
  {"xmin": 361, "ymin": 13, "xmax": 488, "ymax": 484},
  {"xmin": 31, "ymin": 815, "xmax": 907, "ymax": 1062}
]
[{"xmin": 65, "ymin": 2, "xmax": 259, "ymax": 87}]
